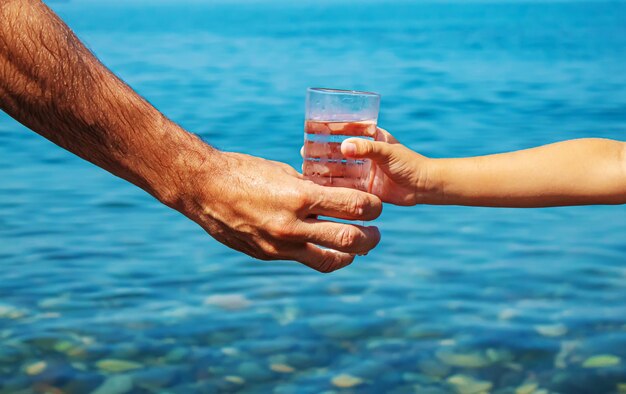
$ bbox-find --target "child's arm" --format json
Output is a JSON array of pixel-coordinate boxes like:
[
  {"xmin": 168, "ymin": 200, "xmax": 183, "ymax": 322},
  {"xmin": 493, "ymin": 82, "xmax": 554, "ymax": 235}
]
[{"xmin": 342, "ymin": 130, "xmax": 626, "ymax": 207}]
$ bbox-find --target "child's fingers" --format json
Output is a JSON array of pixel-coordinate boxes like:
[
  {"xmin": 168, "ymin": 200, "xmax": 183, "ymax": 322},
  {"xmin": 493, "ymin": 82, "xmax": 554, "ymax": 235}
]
[{"xmin": 341, "ymin": 138, "xmax": 394, "ymax": 163}]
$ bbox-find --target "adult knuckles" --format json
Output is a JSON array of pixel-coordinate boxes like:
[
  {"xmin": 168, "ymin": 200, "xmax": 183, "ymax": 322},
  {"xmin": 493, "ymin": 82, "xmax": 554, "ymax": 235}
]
[
  {"xmin": 360, "ymin": 193, "xmax": 383, "ymax": 220},
  {"xmin": 318, "ymin": 253, "xmax": 355, "ymax": 273},
  {"xmin": 316, "ymin": 252, "xmax": 342, "ymax": 273},
  {"xmin": 348, "ymin": 193, "xmax": 382, "ymax": 220},
  {"xmin": 346, "ymin": 193, "xmax": 373, "ymax": 218},
  {"xmin": 257, "ymin": 241, "xmax": 281, "ymax": 259},
  {"xmin": 337, "ymin": 226, "xmax": 361, "ymax": 250},
  {"xmin": 267, "ymin": 215, "xmax": 297, "ymax": 239},
  {"xmin": 292, "ymin": 188, "xmax": 311, "ymax": 210}
]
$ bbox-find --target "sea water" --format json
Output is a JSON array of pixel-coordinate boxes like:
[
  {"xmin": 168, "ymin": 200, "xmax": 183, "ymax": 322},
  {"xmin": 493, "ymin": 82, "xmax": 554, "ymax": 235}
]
[{"xmin": 1, "ymin": 0, "xmax": 625, "ymax": 392}]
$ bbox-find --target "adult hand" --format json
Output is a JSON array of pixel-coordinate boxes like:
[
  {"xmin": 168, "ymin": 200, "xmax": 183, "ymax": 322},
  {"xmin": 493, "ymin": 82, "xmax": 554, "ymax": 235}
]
[
  {"xmin": 173, "ymin": 150, "xmax": 382, "ymax": 272},
  {"xmin": 0, "ymin": 0, "xmax": 381, "ymax": 272}
]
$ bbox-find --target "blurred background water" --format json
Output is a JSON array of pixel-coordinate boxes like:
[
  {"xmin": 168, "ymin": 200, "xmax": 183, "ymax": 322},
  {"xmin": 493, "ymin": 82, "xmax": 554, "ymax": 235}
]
[{"xmin": 1, "ymin": 0, "xmax": 626, "ymax": 393}]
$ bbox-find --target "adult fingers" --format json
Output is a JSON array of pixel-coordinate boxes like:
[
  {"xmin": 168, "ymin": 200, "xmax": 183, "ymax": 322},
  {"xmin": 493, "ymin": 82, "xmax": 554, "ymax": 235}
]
[
  {"xmin": 287, "ymin": 243, "xmax": 356, "ymax": 273},
  {"xmin": 304, "ymin": 184, "xmax": 382, "ymax": 221},
  {"xmin": 293, "ymin": 219, "xmax": 380, "ymax": 255}
]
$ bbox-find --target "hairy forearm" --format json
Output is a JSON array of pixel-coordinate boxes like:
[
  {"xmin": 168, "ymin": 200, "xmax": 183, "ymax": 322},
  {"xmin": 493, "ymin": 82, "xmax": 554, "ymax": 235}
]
[
  {"xmin": 0, "ymin": 0, "xmax": 384, "ymax": 269},
  {"xmin": 0, "ymin": 0, "xmax": 213, "ymax": 206},
  {"xmin": 430, "ymin": 138, "xmax": 626, "ymax": 207}
]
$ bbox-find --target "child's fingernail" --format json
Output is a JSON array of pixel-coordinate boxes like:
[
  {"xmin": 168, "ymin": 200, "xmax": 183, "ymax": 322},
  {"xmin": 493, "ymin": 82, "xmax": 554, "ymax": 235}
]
[{"xmin": 342, "ymin": 141, "xmax": 357, "ymax": 155}]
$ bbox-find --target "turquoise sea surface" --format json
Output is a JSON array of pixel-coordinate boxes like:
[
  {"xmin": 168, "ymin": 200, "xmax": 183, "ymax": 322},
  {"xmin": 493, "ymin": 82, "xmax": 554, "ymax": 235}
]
[{"xmin": 1, "ymin": 0, "xmax": 626, "ymax": 392}]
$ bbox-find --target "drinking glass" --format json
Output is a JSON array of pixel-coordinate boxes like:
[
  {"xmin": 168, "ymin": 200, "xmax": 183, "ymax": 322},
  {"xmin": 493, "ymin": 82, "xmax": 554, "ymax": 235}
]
[{"xmin": 303, "ymin": 88, "xmax": 381, "ymax": 192}]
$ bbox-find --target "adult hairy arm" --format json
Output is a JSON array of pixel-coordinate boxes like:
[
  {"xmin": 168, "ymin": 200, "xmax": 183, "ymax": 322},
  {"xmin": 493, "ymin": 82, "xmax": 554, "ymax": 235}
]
[{"xmin": 0, "ymin": 0, "xmax": 382, "ymax": 271}]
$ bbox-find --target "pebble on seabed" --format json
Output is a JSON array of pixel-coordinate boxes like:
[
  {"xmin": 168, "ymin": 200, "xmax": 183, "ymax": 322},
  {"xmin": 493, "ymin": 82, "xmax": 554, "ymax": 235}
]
[
  {"xmin": 24, "ymin": 361, "xmax": 47, "ymax": 375},
  {"xmin": 203, "ymin": 294, "xmax": 251, "ymax": 310},
  {"xmin": 221, "ymin": 347, "xmax": 239, "ymax": 356},
  {"xmin": 498, "ymin": 308, "xmax": 519, "ymax": 320},
  {"xmin": 418, "ymin": 359, "xmax": 450, "ymax": 378},
  {"xmin": 581, "ymin": 354, "xmax": 621, "ymax": 368},
  {"xmin": 53, "ymin": 340, "xmax": 74, "ymax": 353},
  {"xmin": 96, "ymin": 359, "xmax": 143, "ymax": 373},
  {"xmin": 331, "ymin": 373, "xmax": 364, "ymax": 388},
  {"xmin": 446, "ymin": 374, "xmax": 493, "ymax": 394},
  {"xmin": 224, "ymin": 375, "xmax": 245, "ymax": 384},
  {"xmin": 515, "ymin": 382, "xmax": 538, "ymax": 394},
  {"xmin": 270, "ymin": 363, "xmax": 295, "ymax": 373},
  {"xmin": 164, "ymin": 347, "xmax": 188, "ymax": 362},
  {"xmin": 435, "ymin": 350, "xmax": 491, "ymax": 368},
  {"xmin": 71, "ymin": 362, "xmax": 87, "ymax": 371},
  {"xmin": 534, "ymin": 324, "xmax": 568, "ymax": 337},
  {"xmin": 92, "ymin": 375, "xmax": 133, "ymax": 394},
  {"xmin": 0, "ymin": 304, "xmax": 26, "ymax": 319}
]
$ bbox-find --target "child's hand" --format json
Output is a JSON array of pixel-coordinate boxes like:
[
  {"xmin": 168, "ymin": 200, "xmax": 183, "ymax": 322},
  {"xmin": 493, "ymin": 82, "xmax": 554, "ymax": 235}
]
[{"xmin": 341, "ymin": 128, "xmax": 434, "ymax": 206}]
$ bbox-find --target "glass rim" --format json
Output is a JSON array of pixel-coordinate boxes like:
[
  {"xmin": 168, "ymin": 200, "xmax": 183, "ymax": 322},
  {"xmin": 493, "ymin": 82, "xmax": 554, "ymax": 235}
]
[{"xmin": 307, "ymin": 87, "xmax": 380, "ymax": 97}]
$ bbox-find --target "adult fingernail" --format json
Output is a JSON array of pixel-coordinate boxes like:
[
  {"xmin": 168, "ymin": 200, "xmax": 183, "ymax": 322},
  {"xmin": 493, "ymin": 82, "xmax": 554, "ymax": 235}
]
[{"xmin": 342, "ymin": 141, "xmax": 357, "ymax": 156}]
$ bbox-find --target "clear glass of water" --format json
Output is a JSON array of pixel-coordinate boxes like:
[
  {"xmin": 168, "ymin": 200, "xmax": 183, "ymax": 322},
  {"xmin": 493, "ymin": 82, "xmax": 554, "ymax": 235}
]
[{"xmin": 303, "ymin": 88, "xmax": 381, "ymax": 192}]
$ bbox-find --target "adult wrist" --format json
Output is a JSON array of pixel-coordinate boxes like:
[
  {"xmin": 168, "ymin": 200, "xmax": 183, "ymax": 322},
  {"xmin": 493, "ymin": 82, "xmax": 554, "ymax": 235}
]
[{"xmin": 143, "ymin": 120, "xmax": 219, "ymax": 212}]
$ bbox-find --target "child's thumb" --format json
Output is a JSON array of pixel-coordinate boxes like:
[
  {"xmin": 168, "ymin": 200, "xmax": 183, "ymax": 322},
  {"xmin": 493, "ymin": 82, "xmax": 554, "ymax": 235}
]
[{"xmin": 341, "ymin": 138, "xmax": 393, "ymax": 163}]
